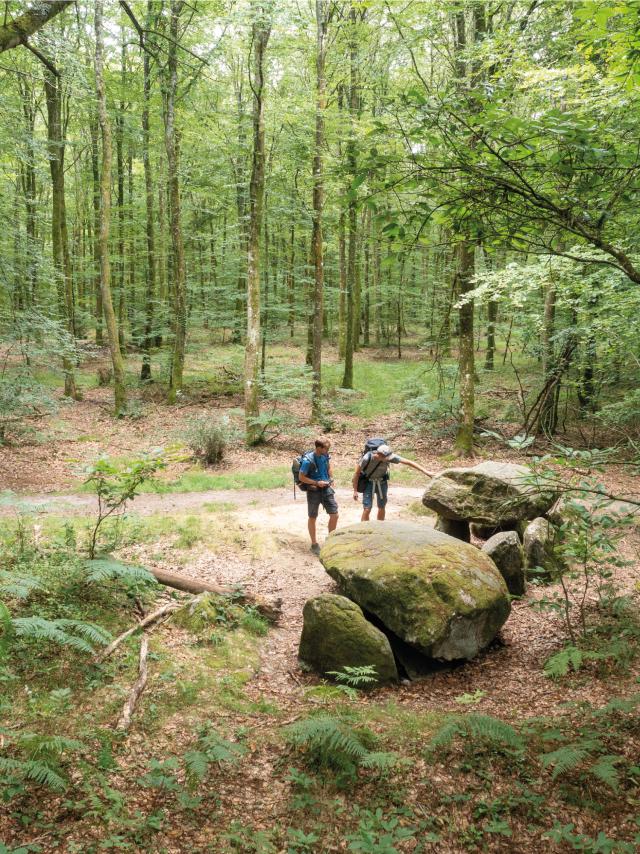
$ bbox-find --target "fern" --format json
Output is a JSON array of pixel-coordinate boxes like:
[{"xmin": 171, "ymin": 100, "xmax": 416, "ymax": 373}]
[
  {"xmin": 184, "ymin": 727, "xmax": 245, "ymax": 786},
  {"xmin": 84, "ymin": 557, "xmax": 155, "ymax": 587},
  {"xmin": 428, "ymin": 714, "xmax": 525, "ymax": 755},
  {"xmin": 0, "ymin": 732, "xmax": 84, "ymax": 794},
  {"xmin": 540, "ymin": 741, "xmax": 599, "ymax": 779},
  {"xmin": 544, "ymin": 646, "xmax": 584, "ymax": 678},
  {"xmin": 284, "ymin": 715, "xmax": 395, "ymax": 782},
  {"xmin": 327, "ymin": 665, "xmax": 379, "ymax": 688},
  {"xmin": 0, "ymin": 756, "xmax": 67, "ymax": 792},
  {"xmin": 589, "ymin": 754, "xmax": 621, "ymax": 791},
  {"xmin": 0, "ymin": 570, "xmax": 42, "ymax": 600},
  {"xmin": 10, "ymin": 616, "xmax": 111, "ymax": 653}
]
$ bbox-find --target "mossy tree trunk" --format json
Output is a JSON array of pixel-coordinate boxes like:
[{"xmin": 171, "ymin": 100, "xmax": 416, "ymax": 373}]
[
  {"xmin": 244, "ymin": 8, "xmax": 271, "ymax": 445},
  {"xmin": 94, "ymin": 0, "xmax": 127, "ymax": 416}
]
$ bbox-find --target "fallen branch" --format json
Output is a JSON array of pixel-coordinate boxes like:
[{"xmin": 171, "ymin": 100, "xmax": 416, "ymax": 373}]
[
  {"xmin": 149, "ymin": 567, "xmax": 282, "ymax": 623},
  {"xmin": 96, "ymin": 600, "xmax": 182, "ymax": 663},
  {"xmin": 116, "ymin": 635, "xmax": 149, "ymax": 731}
]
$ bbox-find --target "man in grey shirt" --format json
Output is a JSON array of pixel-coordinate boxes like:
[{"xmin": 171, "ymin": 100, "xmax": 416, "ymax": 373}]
[{"xmin": 352, "ymin": 444, "xmax": 432, "ymax": 522}]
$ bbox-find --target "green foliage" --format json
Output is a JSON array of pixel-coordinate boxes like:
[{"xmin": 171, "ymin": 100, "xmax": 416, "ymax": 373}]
[
  {"xmin": 3, "ymin": 614, "xmax": 111, "ymax": 655},
  {"xmin": 82, "ymin": 450, "xmax": 167, "ymax": 558},
  {"xmin": 84, "ymin": 557, "xmax": 156, "ymax": 590},
  {"xmin": 428, "ymin": 713, "xmax": 525, "ymax": 757},
  {"xmin": 326, "ymin": 664, "xmax": 379, "ymax": 698},
  {"xmin": 184, "ymin": 414, "xmax": 236, "ymax": 465},
  {"xmin": 183, "ymin": 723, "xmax": 245, "ymax": 787},
  {"xmin": 284, "ymin": 714, "xmax": 396, "ymax": 785},
  {"xmin": 0, "ymin": 731, "xmax": 85, "ymax": 796},
  {"xmin": 346, "ymin": 806, "xmax": 420, "ymax": 853},
  {"xmin": 544, "ymin": 822, "xmax": 640, "ymax": 853}
]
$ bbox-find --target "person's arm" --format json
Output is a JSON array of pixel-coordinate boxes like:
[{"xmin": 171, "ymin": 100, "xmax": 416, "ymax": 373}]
[
  {"xmin": 352, "ymin": 464, "xmax": 362, "ymax": 500},
  {"xmin": 397, "ymin": 457, "xmax": 434, "ymax": 478}
]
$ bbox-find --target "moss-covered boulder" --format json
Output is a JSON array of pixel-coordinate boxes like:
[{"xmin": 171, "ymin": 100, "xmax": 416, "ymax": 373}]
[
  {"xmin": 320, "ymin": 522, "xmax": 510, "ymax": 662},
  {"xmin": 298, "ymin": 594, "xmax": 398, "ymax": 683},
  {"xmin": 422, "ymin": 461, "xmax": 556, "ymax": 526}
]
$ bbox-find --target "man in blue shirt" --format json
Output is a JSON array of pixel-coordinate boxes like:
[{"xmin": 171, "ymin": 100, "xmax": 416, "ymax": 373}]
[{"xmin": 299, "ymin": 437, "xmax": 339, "ymax": 555}]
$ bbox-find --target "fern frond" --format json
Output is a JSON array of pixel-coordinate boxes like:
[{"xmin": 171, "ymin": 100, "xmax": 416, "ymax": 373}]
[
  {"xmin": 56, "ymin": 620, "xmax": 112, "ymax": 646},
  {"xmin": 544, "ymin": 646, "xmax": 583, "ymax": 678},
  {"xmin": 589, "ymin": 754, "xmax": 621, "ymax": 791},
  {"xmin": 18, "ymin": 733, "xmax": 84, "ymax": 760},
  {"xmin": 11, "ymin": 616, "xmax": 110, "ymax": 653},
  {"xmin": 541, "ymin": 744, "xmax": 592, "ymax": 779},
  {"xmin": 0, "ymin": 571, "xmax": 42, "ymax": 600},
  {"xmin": 466, "ymin": 714, "xmax": 525, "ymax": 752},
  {"xmin": 359, "ymin": 751, "xmax": 397, "ymax": 770},
  {"xmin": 84, "ymin": 558, "xmax": 155, "ymax": 586},
  {"xmin": 184, "ymin": 750, "xmax": 209, "ymax": 783},
  {"xmin": 0, "ymin": 756, "xmax": 67, "ymax": 792},
  {"xmin": 428, "ymin": 719, "xmax": 463, "ymax": 751}
]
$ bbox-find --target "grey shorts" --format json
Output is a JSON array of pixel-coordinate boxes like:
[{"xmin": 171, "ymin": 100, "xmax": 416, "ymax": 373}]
[{"xmin": 306, "ymin": 486, "xmax": 339, "ymax": 518}]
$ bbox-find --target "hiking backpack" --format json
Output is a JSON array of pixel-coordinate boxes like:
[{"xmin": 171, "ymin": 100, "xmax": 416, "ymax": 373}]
[
  {"xmin": 356, "ymin": 437, "xmax": 389, "ymax": 493},
  {"xmin": 291, "ymin": 451, "xmax": 316, "ymax": 498}
]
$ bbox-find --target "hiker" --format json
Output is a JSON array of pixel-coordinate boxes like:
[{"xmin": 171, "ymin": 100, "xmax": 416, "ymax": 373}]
[
  {"xmin": 298, "ymin": 437, "xmax": 339, "ymax": 555},
  {"xmin": 352, "ymin": 442, "xmax": 433, "ymax": 522}
]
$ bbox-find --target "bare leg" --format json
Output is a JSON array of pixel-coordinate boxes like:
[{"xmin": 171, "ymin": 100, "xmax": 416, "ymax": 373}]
[
  {"xmin": 361, "ymin": 508, "xmax": 371, "ymax": 522},
  {"xmin": 328, "ymin": 513, "xmax": 338, "ymax": 533},
  {"xmin": 377, "ymin": 507, "xmax": 386, "ymax": 521},
  {"xmin": 308, "ymin": 517, "xmax": 318, "ymax": 545}
]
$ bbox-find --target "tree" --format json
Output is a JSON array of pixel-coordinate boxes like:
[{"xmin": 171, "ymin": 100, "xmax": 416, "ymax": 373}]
[
  {"xmin": 244, "ymin": 5, "xmax": 271, "ymax": 445},
  {"xmin": 310, "ymin": 0, "xmax": 329, "ymax": 422},
  {"xmin": 94, "ymin": 0, "xmax": 127, "ymax": 416}
]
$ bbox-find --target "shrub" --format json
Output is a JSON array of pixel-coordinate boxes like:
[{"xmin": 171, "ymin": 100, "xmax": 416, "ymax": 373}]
[{"xmin": 185, "ymin": 415, "xmax": 235, "ymax": 465}]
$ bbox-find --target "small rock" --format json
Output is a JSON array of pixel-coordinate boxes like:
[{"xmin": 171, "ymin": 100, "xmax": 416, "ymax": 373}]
[
  {"xmin": 523, "ymin": 517, "xmax": 562, "ymax": 579},
  {"xmin": 482, "ymin": 531, "xmax": 526, "ymax": 596}
]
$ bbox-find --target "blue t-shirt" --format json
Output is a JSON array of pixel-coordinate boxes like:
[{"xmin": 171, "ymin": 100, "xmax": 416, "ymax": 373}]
[{"xmin": 300, "ymin": 452, "xmax": 330, "ymax": 483}]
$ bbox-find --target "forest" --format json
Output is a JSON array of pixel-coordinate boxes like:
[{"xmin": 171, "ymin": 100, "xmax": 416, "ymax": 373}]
[{"xmin": 1, "ymin": 0, "xmax": 640, "ymax": 852}]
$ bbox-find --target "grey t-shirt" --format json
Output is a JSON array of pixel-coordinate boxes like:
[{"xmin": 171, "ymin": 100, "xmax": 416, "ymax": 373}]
[{"xmin": 360, "ymin": 452, "xmax": 401, "ymax": 481}]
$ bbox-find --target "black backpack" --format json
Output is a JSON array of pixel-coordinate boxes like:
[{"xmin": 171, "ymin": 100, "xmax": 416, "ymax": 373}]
[
  {"xmin": 356, "ymin": 437, "xmax": 389, "ymax": 493},
  {"xmin": 292, "ymin": 451, "xmax": 316, "ymax": 498}
]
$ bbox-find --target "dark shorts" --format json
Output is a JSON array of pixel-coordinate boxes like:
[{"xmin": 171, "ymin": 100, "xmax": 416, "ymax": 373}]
[
  {"xmin": 363, "ymin": 479, "xmax": 388, "ymax": 510},
  {"xmin": 306, "ymin": 486, "xmax": 339, "ymax": 518}
]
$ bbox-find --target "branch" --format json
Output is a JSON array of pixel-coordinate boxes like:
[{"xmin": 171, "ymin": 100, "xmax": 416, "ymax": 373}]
[
  {"xmin": 0, "ymin": 1, "xmax": 73, "ymax": 53},
  {"xmin": 116, "ymin": 635, "xmax": 148, "ymax": 731},
  {"xmin": 22, "ymin": 40, "xmax": 59, "ymax": 78}
]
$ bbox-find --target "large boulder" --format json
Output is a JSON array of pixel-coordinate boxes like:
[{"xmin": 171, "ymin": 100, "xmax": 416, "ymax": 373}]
[
  {"xmin": 320, "ymin": 521, "xmax": 510, "ymax": 662},
  {"xmin": 298, "ymin": 594, "xmax": 398, "ymax": 684},
  {"xmin": 482, "ymin": 531, "xmax": 525, "ymax": 596},
  {"xmin": 523, "ymin": 517, "xmax": 562, "ymax": 579},
  {"xmin": 422, "ymin": 461, "xmax": 556, "ymax": 526}
]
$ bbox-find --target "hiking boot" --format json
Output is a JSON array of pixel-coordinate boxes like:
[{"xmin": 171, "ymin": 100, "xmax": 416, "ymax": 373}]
[{"xmin": 310, "ymin": 543, "xmax": 321, "ymax": 556}]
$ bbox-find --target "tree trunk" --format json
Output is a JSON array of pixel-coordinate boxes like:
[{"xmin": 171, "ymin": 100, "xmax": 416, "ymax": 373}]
[
  {"xmin": 484, "ymin": 299, "xmax": 497, "ymax": 370},
  {"xmin": 89, "ymin": 117, "xmax": 103, "ymax": 345},
  {"xmin": 341, "ymin": 6, "xmax": 359, "ymax": 389},
  {"xmin": 94, "ymin": 0, "xmax": 127, "ymax": 416},
  {"xmin": 140, "ymin": 4, "xmax": 156, "ymax": 382},
  {"xmin": 44, "ymin": 68, "xmax": 79, "ymax": 400},
  {"xmin": 310, "ymin": 0, "xmax": 328, "ymax": 421},
  {"xmin": 244, "ymin": 11, "xmax": 271, "ymax": 445},
  {"xmin": 454, "ymin": 240, "xmax": 475, "ymax": 456},
  {"xmin": 165, "ymin": 1, "xmax": 187, "ymax": 404}
]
